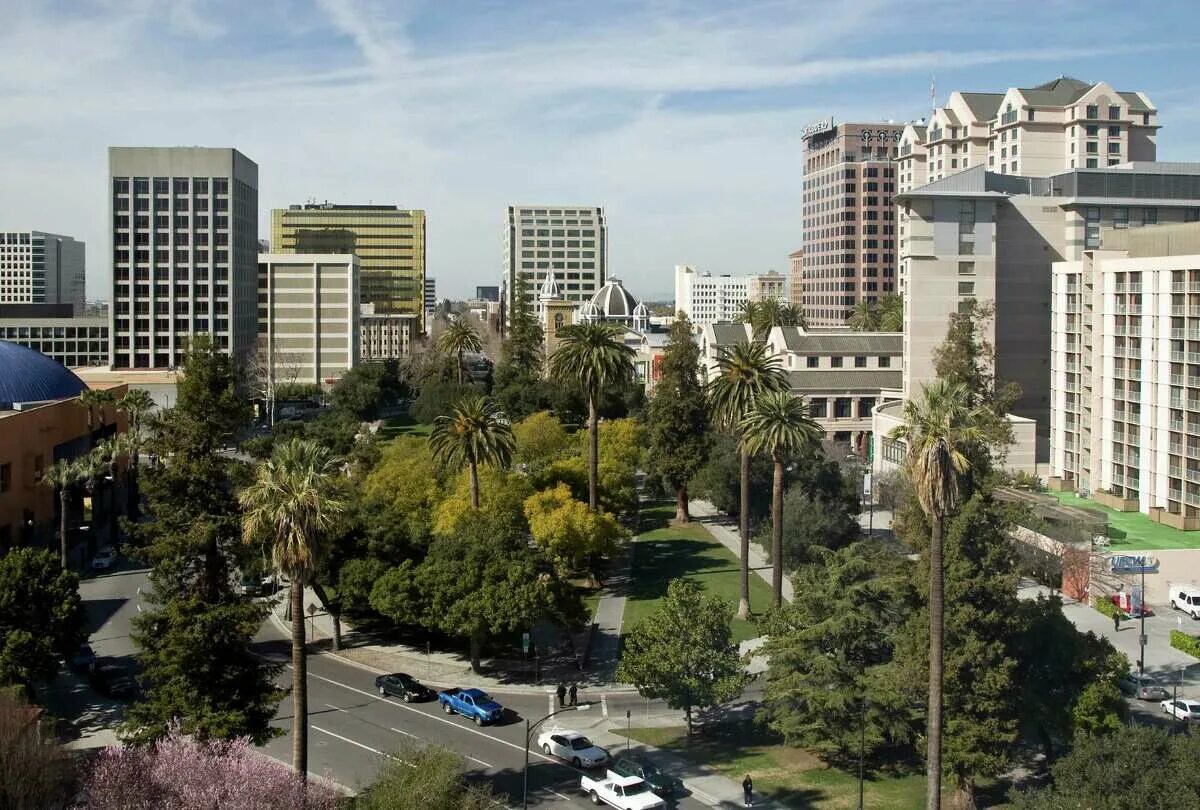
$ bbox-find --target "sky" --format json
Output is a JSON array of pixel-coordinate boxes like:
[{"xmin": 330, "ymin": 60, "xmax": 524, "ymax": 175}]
[{"xmin": 1, "ymin": 1, "xmax": 1198, "ymax": 302}]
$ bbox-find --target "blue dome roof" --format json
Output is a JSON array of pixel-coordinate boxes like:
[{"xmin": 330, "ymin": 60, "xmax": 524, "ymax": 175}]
[{"xmin": 0, "ymin": 341, "xmax": 88, "ymax": 409}]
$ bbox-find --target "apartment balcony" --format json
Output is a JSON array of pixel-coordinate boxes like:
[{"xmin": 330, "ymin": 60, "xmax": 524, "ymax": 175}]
[
  {"xmin": 1172, "ymin": 350, "xmax": 1187, "ymax": 362},
  {"xmin": 1170, "ymin": 442, "xmax": 1186, "ymax": 456},
  {"xmin": 1170, "ymin": 489, "xmax": 1185, "ymax": 503},
  {"xmin": 1115, "ymin": 305, "xmax": 1142, "ymax": 315},
  {"xmin": 1000, "ymin": 109, "xmax": 1019, "ymax": 125},
  {"xmin": 1114, "ymin": 283, "xmax": 1143, "ymax": 293},
  {"xmin": 1170, "ymin": 418, "xmax": 1186, "ymax": 431},
  {"xmin": 1064, "ymin": 381, "xmax": 1080, "ymax": 393},
  {"xmin": 1172, "ymin": 374, "xmax": 1186, "ymax": 386}
]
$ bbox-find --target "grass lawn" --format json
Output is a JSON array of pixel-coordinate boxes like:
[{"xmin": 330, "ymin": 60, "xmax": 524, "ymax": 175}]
[
  {"xmin": 1045, "ymin": 490, "xmax": 1200, "ymax": 550},
  {"xmin": 616, "ymin": 725, "xmax": 930, "ymax": 809},
  {"xmin": 379, "ymin": 413, "xmax": 433, "ymax": 440},
  {"xmin": 624, "ymin": 502, "xmax": 774, "ymax": 644}
]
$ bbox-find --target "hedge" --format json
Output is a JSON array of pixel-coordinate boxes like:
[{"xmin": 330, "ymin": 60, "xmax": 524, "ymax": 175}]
[
  {"xmin": 1093, "ymin": 596, "xmax": 1123, "ymax": 620},
  {"xmin": 1170, "ymin": 629, "xmax": 1200, "ymax": 658}
]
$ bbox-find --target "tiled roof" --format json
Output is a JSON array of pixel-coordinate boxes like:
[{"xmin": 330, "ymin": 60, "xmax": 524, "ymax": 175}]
[
  {"xmin": 787, "ymin": 369, "xmax": 904, "ymax": 392},
  {"xmin": 709, "ymin": 322, "xmax": 753, "ymax": 345},
  {"xmin": 959, "ymin": 92, "xmax": 1005, "ymax": 121},
  {"xmin": 1118, "ymin": 91, "xmax": 1152, "ymax": 113},
  {"xmin": 777, "ymin": 328, "xmax": 902, "ymax": 354}
]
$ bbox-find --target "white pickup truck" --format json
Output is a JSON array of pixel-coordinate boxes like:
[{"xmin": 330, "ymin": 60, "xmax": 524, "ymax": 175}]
[{"xmin": 580, "ymin": 771, "xmax": 666, "ymax": 810}]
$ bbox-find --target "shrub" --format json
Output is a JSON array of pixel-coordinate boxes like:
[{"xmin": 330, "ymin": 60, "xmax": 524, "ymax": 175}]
[
  {"xmin": 1093, "ymin": 595, "xmax": 1122, "ymax": 620},
  {"xmin": 1170, "ymin": 629, "xmax": 1200, "ymax": 658}
]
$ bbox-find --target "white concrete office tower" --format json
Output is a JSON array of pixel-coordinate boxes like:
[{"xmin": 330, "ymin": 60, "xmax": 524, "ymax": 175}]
[
  {"xmin": 673, "ymin": 265, "xmax": 750, "ymax": 327},
  {"xmin": 0, "ymin": 231, "xmax": 85, "ymax": 312},
  {"xmin": 1049, "ymin": 222, "xmax": 1200, "ymax": 528},
  {"xmin": 503, "ymin": 205, "xmax": 607, "ymax": 314},
  {"xmin": 256, "ymin": 254, "xmax": 360, "ymax": 386},
  {"xmin": 108, "ymin": 147, "xmax": 259, "ymax": 370},
  {"xmin": 897, "ymin": 77, "xmax": 1157, "ymax": 193}
]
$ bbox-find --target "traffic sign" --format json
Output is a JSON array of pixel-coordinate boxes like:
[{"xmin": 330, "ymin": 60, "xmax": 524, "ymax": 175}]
[{"xmin": 522, "ymin": 632, "xmax": 530, "ymax": 653}]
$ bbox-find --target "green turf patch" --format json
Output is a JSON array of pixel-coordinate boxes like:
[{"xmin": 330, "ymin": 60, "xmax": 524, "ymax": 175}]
[
  {"xmin": 624, "ymin": 502, "xmax": 774, "ymax": 644},
  {"xmin": 379, "ymin": 413, "xmax": 433, "ymax": 440},
  {"xmin": 1045, "ymin": 490, "xmax": 1200, "ymax": 550}
]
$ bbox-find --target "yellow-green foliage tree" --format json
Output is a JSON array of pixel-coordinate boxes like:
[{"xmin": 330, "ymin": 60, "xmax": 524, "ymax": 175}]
[
  {"xmin": 531, "ymin": 418, "xmax": 645, "ymax": 515},
  {"xmin": 513, "ymin": 411, "xmax": 572, "ymax": 473},
  {"xmin": 524, "ymin": 483, "xmax": 624, "ymax": 581},
  {"xmin": 434, "ymin": 468, "xmax": 533, "ymax": 540},
  {"xmin": 362, "ymin": 436, "xmax": 443, "ymax": 548}
]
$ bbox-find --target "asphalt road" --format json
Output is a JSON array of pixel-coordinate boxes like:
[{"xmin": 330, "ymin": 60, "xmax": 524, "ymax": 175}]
[{"xmin": 50, "ymin": 554, "xmax": 707, "ymax": 808}]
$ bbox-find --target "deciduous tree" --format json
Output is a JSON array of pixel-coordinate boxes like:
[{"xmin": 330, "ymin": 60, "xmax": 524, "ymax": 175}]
[
  {"xmin": 524, "ymin": 483, "xmax": 624, "ymax": 582},
  {"xmin": 513, "ymin": 410, "xmax": 572, "ymax": 473},
  {"xmin": 354, "ymin": 742, "xmax": 501, "ymax": 809}
]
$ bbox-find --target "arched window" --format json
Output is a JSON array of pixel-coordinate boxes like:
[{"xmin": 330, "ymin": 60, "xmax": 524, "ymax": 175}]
[{"xmin": 554, "ymin": 313, "xmax": 564, "ymax": 332}]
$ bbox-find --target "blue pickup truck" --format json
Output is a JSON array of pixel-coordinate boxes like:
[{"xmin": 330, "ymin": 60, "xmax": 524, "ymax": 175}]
[{"xmin": 437, "ymin": 687, "xmax": 504, "ymax": 725}]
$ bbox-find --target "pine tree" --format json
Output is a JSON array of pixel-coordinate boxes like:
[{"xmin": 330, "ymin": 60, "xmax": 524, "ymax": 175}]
[
  {"xmin": 644, "ymin": 313, "xmax": 711, "ymax": 522},
  {"xmin": 494, "ymin": 274, "xmax": 546, "ymax": 419}
]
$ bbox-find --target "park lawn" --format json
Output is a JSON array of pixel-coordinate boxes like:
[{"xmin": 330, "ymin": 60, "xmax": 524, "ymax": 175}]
[
  {"xmin": 616, "ymin": 725, "xmax": 929, "ymax": 809},
  {"xmin": 379, "ymin": 413, "xmax": 433, "ymax": 440},
  {"xmin": 624, "ymin": 502, "xmax": 773, "ymax": 645},
  {"xmin": 1045, "ymin": 490, "xmax": 1200, "ymax": 550}
]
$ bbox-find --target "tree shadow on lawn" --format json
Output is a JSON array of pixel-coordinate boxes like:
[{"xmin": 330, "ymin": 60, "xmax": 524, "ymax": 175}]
[{"xmin": 627, "ymin": 538, "xmax": 741, "ymax": 605}]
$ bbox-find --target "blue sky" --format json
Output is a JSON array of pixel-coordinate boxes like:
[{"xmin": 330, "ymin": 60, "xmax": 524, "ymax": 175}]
[{"xmin": 1, "ymin": 0, "xmax": 1197, "ymax": 301}]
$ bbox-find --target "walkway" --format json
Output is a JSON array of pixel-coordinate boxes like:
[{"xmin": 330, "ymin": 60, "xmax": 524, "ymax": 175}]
[
  {"xmin": 689, "ymin": 500, "xmax": 794, "ymax": 603},
  {"xmin": 587, "ymin": 535, "xmax": 633, "ymax": 684}
]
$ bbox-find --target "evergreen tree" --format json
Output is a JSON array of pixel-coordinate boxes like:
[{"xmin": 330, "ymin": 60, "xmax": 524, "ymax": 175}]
[
  {"xmin": 494, "ymin": 274, "xmax": 545, "ymax": 420},
  {"xmin": 125, "ymin": 336, "xmax": 280, "ymax": 745},
  {"xmin": 0, "ymin": 548, "xmax": 84, "ymax": 688},
  {"xmin": 644, "ymin": 313, "xmax": 711, "ymax": 522}
]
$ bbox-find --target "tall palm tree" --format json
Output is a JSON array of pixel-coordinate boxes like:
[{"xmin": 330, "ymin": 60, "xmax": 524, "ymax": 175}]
[
  {"xmin": 42, "ymin": 459, "xmax": 82, "ymax": 569},
  {"xmin": 741, "ymin": 298, "xmax": 807, "ymax": 338},
  {"xmin": 94, "ymin": 436, "xmax": 128, "ymax": 548},
  {"xmin": 888, "ymin": 380, "xmax": 981, "ymax": 810},
  {"xmin": 740, "ymin": 390, "xmax": 823, "ymax": 606},
  {"xmin": 705, "ymin": 340, "xmax": 788, "ymax": 618},
  {"xmin": 847, "ymin": 299, "xmax": 882, "ymax": 331},
  {"xmin": 77, "ymin": 388, "xmax": 116, "ymax": 440},
  {"xmin": 239, "ymin": 439, "xmax": 345, "ymax": 780},
  {"xmin": 878, "ymin": 294, "xmax": 904, "ymax": 332},
  {"xmin": 437, "ymin": 317, "xmax": 484, "ymax": 385},
  {"xmin": 118, "ymin": 389, "xmax": 155, "ymax": 518},
  {"xmin": 428, "ymin": 394, "xmax": 516, "ymax": 508},
  {"xmin": 548, "ymin": 322, "xmax": 636, "ymax": 511}
]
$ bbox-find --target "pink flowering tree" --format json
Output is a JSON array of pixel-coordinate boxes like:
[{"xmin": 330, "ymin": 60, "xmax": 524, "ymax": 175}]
[{"xmin": 82, "ymin": 724, "xmax": 343, "ymax": 810}]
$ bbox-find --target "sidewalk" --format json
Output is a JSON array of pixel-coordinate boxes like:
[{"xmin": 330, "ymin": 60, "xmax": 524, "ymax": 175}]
[{"xmin": 690, "ymin": 500, "xmax": 794, "ymax": 603}]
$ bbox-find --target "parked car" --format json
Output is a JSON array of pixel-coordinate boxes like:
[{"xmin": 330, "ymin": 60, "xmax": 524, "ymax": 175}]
[
  {"xmin": 1169, "ymin": 583, "xmax": 1200, "ymax": 619},
  {"xmin": 236, "ymin": 574, "xmax": 263, "ymax": 596},
  {"xmin": 1119, "ymin": 673, "xmax": 1171, "ymax": 701},
  {"xmin": 579, "ymin": 772, "xmax": 665, "ymax": 809},
  {"xmin": 537, "ymin": 729, "xmax": 609, "ymax": 768},
  {"xmin": 375, "ymin": 672, "xmax": 433, "ymax": 703},
  {"xmin": 437, "ymin": 688, "xmax": 503, "ymax": 725},
  {"xmin": 90, "ymin": 661, "xmax": 138, "ymax": 701},
  {"xmin": 69, "ymin": 643, "xmax": 97, "ymax": 673},
  {"xmin": 91, "ymin": 547, "xmax": 116, "ymax": 571},
  {"xmin": 612, "ymin": 756, "xmax": 674, "ymax": 795},
  {"xmin": 1160, "ymin": 698, "xmax": 1200, "ymax": 721}
]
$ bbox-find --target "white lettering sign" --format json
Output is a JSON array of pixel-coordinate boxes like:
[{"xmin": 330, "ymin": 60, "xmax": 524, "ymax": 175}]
[{"xmin": 802, "ymin": 117, "xmax": 835, "ymax": 138}]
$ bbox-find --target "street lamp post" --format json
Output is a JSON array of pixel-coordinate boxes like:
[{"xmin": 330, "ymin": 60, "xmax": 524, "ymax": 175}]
[
  {"xmin": 1139, "ymin": 563, "xmax": 1147, "ymax": 677},
  {"xmin": 523, "ymin": 702, "xmax": 594, "ymax": 810}
]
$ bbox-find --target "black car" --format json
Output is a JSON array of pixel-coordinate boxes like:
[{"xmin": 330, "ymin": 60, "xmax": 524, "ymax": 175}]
[
  {"xmin": 375, "ymin": 672, "xmax": 433, "ymax": 703},
  {"xmin": 612, "ymin": 755, "xmax": 675, "ymax": 796},
  {"xmin": 91, "ymin": 662, "xmax": 138, "ymax": 701}
]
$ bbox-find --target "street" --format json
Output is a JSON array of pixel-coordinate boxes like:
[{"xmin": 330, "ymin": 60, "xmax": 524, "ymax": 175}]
[{"xmin": 45, "ymin": 555, "xmax": 711, "ymax": 809}]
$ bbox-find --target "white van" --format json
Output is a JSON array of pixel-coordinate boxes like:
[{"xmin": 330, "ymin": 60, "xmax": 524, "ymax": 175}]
[{"xmin": 1169, "ymin": 583, "xmax": 1200, "ymax": 618}]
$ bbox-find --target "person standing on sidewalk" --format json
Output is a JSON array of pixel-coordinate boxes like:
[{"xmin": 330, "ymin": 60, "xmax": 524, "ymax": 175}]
[
  {"xmin": 568, "ymin": 682, "xmax": 578, "ymax": 706},
  {"xmin": 1114, "ymin": 611, "xmax": 1121, "ymax": 632},
  {"xmin": 556, "ymin": 682, "xmax": 566, "ymax": 708},
  {"xmin": 742, "ymin": 774, "xmax": 753, "ymax": 807}
]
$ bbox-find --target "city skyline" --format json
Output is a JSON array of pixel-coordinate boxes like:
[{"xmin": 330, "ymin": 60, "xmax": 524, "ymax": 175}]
[{"xmin": 0, "ymin": 1, "xmax": 1197, "ymax": 302}]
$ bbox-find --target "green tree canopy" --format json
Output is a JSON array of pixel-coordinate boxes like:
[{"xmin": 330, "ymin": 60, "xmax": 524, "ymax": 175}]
[
  {"xmin": 616, "ymin": 579, "xmax": 748, "ymax": 735},
  {"xmin": 428, "ymin": 394, "xmax": 516, "ymax": 509},
  {"xmin": 0, "ymin": 548, "xmax": 84, "ymax": 687},
  {"xmin": 362, "ymin": 435, "xmax": 444, "ymax": 551},
  {"xmin": 513, "ymin": 410, "xmax": 572, "ymax": 472},
  {"xmin": 353, "ymin": 742, "xmax": 501, "ymax": 809},
  {"xmin": 437, "ymin": 317, "xmax": 485, "ymax": 385},
  {"xmin": 524, "ymin": 483, "xmax": 624, "ymax": 579}
]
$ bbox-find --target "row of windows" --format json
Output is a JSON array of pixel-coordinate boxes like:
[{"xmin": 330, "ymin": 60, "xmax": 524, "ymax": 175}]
[{"xmin": 113, "ymin": 177, "xmax": 229, "ymax": 195}]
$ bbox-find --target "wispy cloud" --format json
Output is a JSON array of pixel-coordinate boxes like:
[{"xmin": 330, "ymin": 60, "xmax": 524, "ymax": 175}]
[{"xmin": 0, "ymin": 0, "xmax": 1192, "ymax": 299}]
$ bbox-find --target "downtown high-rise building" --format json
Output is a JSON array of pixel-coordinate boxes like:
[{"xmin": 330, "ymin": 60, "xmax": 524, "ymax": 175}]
[
  {"xmin": 271, "ymin": 204, "xmax": 427, "ymax": 335},
  {"xmin": 503, "ymin": 205, "xmax": 607, "ymax": 317},
  {"xmin": 0, "ymin": 231, "xmax": 85, "ymax": 312},
  {"xmin": 108, "ymin": 147, "xmax": 259, "ymax": 370},
  {"xmin": 799, "ymin": 120, "xmax": 903, "ymax": 327}
]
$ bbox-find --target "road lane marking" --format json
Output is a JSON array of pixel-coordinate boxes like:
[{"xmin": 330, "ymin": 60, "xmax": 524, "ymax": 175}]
[{"xmin": 312, "ymin": 725, "xmax": 390, "ymax": 757}]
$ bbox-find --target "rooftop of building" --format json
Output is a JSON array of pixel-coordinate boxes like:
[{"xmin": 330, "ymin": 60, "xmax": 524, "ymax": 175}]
[
  {"xmin": 787, "ymin": 368, "xmax": 903, "ymax": 391},
  {"xmin": 898, "ymin": 162, "xmax": 1200, "ymax": 204},
  {"xmin": 288, "ymin": 203, "xmax": 401, "ymax": 211},
  {"xmin": 0, "ymin": 341, "xmax": 88, "ymax": 411},
  {"xmin": 1095, "ymin": 221, "xmax": 1200, "ymax": 258},
  {"xmin": 1045, "ymin": 489, "xmax": 1200, "ymax": 550},
  {"xmin": 775, "ymin": 327, "xmax": 903, "ymax": 355}
]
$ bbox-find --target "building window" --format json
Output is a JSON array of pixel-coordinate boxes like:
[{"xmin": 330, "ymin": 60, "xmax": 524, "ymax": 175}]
[
  {"xmin": 854, "ymin": 356, "xmax": 867, "ymax": 368},
  {"xmin": 1086, "ymin": 142, "xmax": 1098, "ymax": 154},
  {"xmin": 879, "ymin": 356, "xmax": 891, "ymax": 368},
  {"xmin": 1108, "ymin": 125, "xmax": 1121, "ymax": 137},
  {"xmin": 1086, "ymin": 104, "xmax": 1098, "ymax": 119},
  {"xmin": 959, "ymin": 261, "xmax": 976, "ymax": 275},
  {"xmin": 1086, "ymin": 125, "xmax": 1098, "ymax": 136},
  {"xmin": 809, "ymin": 398, "xmax": 828, "ymax": 418},
  {"xmin": 1109, "ymin": 105, "xmax": 1120, "ymax": 120},
  {"xmin": 1113, "ymin": 207, "xmax": 1129, "ymax": 229},
  {"xmin": 1086, "ymin": 158, "xmax": 1098, "ymax": 168},
  {"xmin": 1108, "ymin": 142, "xmax": 1121, "ymax": 154},
  {"xmin": 0, "ymin": 462, "xmax": 9, "ymax": 493},
  {"xmin": 806, "ymin": 356, "xmax": 819, "ymax": 368},
  {"xmin": 834, "ymin": 398, "xmax": 852, "ymax": 418},
  {"xmin": 831, "ymin": 356, "xmax": 843, "ymax": 368},
  {"xmin": 958, "ymin": 281, "xmax": 975, "ymax": 295},
  {"xmin": 1144, "ymin": 207, "xmax": 1158, "ymax": 225}
]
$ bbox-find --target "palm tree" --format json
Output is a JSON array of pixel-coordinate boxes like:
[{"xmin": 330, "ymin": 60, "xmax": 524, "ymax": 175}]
[
  {"xmin": 94, "ymin": 437, "xmax": 128, "ymax": 548},
  {"xmin": 428, "ymin": 394, "xmax": 516, "ymax": 508},
  {"xmin": 77, "ymin": 388, "xmax": 116, "ymax": 439},
  {"xmin": 548, "ymin": 322, "xmax": 636, "ymax": 510},
  {"xmin": 437, "ymin": 317, "xmax": 484, "ymax": 385},
  {"xmin": 705, "ymin": 340, "xmax": 788, "ymax": 618},
  {"xmin": 42, "ymin": 459, "xmax": 82, "ymax": 569},
  {"xmin": 888, "ymin": 380, "xmax": 981, "ymax": 810},
  {"xmin": 847, "ymin": 299, "xmax": 882, "ymax": 332},
  {"xmin": 239, "ymin": 438, "xmax": 345, "ymax": 780},
  {"xmin": 740, "ymin": 390, "xmax": 823, "ymax": 606},
  {"xmin": 878, "ymin": 294, "xmax": 904, "ymax": 332},
  {"xmin": 741, "ymin": 298, "xmax": 807, "ymax": 338},
  {"xmin": 118, "ymin": 389, "xmax": 155, "ymax": 518}
]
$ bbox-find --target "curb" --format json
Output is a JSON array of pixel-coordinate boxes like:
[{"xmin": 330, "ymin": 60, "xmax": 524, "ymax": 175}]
[{"xmin": 268, "ymin": 602, "xmax": 642, "ymax": 698}]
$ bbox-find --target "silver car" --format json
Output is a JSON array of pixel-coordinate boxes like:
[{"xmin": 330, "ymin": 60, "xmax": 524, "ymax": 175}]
[{"xmin": 1118, "ymin": 673, "xmax": 1171, "ymax": 701}]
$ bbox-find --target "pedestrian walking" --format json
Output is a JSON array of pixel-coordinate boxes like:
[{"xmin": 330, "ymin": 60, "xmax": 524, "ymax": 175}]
[
  {"xmin": 1114, "ymin": 611, "xmax": 1121, "ymax": 632},
  {"xmin": 568, "ymin": 682, "xmax": 578, "ymax": 707},
  {"xmin": 743, "ymin": 774, "xmax": 753, "ymax": 807},
  {"xmin": 556, "ymin": 682, "xmax": 566, "ymax": 708}
]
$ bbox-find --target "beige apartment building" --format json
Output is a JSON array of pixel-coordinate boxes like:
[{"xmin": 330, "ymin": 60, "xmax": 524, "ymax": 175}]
[
  {"xmin": 256, "ymin": 253, "xmax": 359, "ymax": 386},
  {"xmin": 1049, "ymin": 222, "xmax": 1200, "ymax": 529},
  {"xmin": 799, "ymin": 120, "xmax": 903, "ymax": 327},
  {"xmin": 747, "ymin": 271, "xmax": 786, "ymax": 304},
  {"xmin": 897, "ymin": 77, "xmax": 1158, "ymax": 194},
  {"xmin": 788, "ymin": 249, "xmax": 804, "ymax": 307}
]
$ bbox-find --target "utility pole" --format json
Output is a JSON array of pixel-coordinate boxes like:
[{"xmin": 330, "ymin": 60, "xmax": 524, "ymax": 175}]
[{"xmin": 1139, "ymin": 563, "xmax": 1147, "ymax": 677}]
